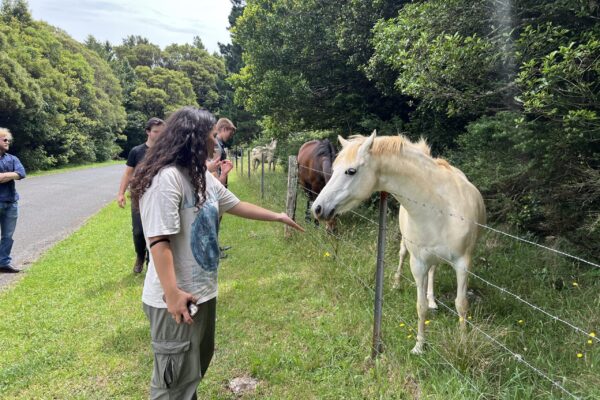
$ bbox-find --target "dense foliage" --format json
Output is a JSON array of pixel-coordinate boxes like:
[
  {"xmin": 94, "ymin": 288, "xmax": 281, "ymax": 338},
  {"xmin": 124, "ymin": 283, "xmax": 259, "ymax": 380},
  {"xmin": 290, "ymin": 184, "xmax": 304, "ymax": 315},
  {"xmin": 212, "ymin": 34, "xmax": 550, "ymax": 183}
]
[{"xmin": 0, "ymin": 0, "xmax": 230, "ymax": 167}]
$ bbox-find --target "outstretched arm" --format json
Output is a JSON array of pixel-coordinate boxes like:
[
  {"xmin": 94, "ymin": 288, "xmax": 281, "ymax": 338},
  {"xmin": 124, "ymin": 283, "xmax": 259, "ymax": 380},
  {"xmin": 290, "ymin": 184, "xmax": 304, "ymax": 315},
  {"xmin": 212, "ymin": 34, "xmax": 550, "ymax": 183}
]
[{"xmin": 227, "ymin": 201, "xmax": 304, "ymax": 232}]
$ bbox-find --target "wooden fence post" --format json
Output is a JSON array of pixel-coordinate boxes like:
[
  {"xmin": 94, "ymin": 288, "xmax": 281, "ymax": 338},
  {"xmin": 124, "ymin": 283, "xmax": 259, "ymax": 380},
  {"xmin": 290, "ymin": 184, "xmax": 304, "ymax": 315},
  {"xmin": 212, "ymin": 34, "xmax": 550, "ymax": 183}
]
[
  {"xmin": 285, "ymin": 156, "xmax": 298, "ymax": 238},
  {"xmin": 240, "ymin": 148, "xmax": 244, "ymax": 176},
  {"xmin": 261, "ymin": 152, "xmax": 265, "ymax": 199},
  {"xmin": 247, "ymin": 149, "xmax": 251, "ymax": 179}
]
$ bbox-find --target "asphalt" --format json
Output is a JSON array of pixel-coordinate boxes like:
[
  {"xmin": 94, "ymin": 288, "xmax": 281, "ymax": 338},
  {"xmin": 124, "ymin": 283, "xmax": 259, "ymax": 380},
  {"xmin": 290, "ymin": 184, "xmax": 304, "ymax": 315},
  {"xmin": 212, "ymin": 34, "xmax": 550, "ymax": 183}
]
[{"xmin": 0, "ymin": 163, "xmax": 125, "ymax": 291}]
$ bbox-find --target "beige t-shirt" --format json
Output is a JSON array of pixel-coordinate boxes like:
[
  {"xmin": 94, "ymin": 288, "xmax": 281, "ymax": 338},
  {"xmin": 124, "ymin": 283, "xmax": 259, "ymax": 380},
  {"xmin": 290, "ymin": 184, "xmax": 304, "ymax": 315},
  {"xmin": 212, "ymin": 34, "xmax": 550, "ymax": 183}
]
[{"xmin": 140, "ymin": 166, "xmax": 240, "ymax": 308}]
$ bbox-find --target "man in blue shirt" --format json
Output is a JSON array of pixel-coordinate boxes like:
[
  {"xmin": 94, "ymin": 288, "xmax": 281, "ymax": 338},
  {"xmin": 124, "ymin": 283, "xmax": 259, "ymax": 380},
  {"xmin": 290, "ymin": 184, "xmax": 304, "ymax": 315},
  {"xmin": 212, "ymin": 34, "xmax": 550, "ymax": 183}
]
[{"xmin": 0, "ymin": 128, "xmax": 26, "ymax": 273}]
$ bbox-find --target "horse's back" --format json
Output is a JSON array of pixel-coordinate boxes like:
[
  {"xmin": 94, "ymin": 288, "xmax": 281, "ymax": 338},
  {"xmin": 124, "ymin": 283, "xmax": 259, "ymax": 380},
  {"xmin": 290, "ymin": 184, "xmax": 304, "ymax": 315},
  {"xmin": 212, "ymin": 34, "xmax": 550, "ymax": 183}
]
[{"xmin": 297, "ymin": 140, "xmax": 320, "ymax": 166}]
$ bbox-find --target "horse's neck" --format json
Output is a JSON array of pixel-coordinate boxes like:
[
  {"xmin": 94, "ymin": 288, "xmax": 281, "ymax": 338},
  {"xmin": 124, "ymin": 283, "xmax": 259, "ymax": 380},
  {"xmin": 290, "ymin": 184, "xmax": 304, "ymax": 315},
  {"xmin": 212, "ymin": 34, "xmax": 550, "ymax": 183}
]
[{"xmin": 375, "ymin": 151, "xmax": 447, "ymax": 214}]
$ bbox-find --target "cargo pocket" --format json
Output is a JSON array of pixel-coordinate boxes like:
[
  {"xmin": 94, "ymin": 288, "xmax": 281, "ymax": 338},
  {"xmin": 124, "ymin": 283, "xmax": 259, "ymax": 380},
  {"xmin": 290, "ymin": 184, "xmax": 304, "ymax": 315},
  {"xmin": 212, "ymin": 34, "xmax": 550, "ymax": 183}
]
[{"xmin": 151, "ymin": 340, "xmax": 191, "ymax": 389}]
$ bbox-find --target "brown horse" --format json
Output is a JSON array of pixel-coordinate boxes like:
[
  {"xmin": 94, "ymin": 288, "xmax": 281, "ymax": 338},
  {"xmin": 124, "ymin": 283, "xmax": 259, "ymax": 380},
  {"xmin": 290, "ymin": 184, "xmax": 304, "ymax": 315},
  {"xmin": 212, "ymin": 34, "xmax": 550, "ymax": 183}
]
[{"xmin": 297, "ymin": 139, "xmax": 336, "ymax": 230}]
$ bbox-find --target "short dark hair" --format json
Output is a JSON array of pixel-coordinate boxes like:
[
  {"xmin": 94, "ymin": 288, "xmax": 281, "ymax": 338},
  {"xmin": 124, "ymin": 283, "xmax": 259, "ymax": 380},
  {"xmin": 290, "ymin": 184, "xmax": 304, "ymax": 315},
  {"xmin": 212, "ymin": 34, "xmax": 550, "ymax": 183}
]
[{"xmin": 145, "ymin": 117, "xmax": 165, "ymax": 131}]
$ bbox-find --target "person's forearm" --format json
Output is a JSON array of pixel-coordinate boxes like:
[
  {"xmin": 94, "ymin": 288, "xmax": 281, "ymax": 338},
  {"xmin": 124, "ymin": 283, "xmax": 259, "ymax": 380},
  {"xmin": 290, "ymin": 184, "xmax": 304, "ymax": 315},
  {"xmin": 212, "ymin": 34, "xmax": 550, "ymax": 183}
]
[
  {"xmin": 0, "ymin": 172, "xmax": 20, "ymax": 183},
  {"xmin": 227, "ymin": 201, "xmax": 281, "ymax": 222},
  {"xmin": 117, "ymin": 168, "xmax": 134, "ymax": 196}
]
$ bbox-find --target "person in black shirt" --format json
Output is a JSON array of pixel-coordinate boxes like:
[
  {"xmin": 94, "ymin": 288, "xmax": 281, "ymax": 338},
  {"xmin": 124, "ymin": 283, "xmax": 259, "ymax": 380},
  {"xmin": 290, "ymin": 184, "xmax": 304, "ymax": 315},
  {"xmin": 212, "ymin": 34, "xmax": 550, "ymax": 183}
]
[{"xmin": 117, "ymin": 117, "xmax": 165, "ymax": 273}]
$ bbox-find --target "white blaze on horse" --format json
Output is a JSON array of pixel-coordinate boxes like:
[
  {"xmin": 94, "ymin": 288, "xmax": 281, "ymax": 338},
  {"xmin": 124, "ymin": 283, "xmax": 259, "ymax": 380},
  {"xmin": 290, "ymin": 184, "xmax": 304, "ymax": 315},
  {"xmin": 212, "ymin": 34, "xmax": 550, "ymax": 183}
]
[
  {"xmin": 251, "ymin": 139, "xmax": 277, "ymax": 171},
  {"xmin": 311, "ymin": 131, "xmax": 486, "ymax": 354}
]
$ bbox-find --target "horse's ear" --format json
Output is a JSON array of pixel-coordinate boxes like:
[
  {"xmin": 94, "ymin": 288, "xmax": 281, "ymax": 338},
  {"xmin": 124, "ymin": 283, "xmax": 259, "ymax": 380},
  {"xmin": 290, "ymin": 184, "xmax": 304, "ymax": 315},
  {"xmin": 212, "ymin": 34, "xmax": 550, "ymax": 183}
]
[
  {"xmin": 338, "ymin": 135, "xmax": 349, "ymax": 148},
  {"xmin": 358, "ymin": 130, "xmax": 376, "ymax": 159}
]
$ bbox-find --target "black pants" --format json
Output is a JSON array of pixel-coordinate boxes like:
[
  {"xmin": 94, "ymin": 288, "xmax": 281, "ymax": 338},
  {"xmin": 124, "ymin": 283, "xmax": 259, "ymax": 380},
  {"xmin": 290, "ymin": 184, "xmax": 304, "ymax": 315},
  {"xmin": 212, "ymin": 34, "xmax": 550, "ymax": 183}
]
[{"xmin": 131, "ymin": 207, "xmax": 147, "ymax": 261}]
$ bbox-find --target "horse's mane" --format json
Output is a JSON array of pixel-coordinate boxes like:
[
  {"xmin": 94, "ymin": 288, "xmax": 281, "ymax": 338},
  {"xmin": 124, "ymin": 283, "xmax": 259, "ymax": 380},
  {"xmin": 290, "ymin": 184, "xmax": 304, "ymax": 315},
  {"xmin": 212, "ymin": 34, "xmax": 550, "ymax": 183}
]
[
  {"xmin": 339, "ymin": 135, "xmax": 451, "ymax": 170},
  {"xmin": 315, "ymin": 138, "xmax": 336, "ymax": 160}
]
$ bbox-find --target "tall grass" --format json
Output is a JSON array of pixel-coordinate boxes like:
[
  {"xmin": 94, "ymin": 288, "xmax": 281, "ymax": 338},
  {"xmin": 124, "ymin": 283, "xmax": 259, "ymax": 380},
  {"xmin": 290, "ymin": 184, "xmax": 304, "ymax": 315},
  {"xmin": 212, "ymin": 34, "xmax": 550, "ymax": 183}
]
[{"xmin": 0, "ymin": 167, "xmax": 597, "ymax": 399}]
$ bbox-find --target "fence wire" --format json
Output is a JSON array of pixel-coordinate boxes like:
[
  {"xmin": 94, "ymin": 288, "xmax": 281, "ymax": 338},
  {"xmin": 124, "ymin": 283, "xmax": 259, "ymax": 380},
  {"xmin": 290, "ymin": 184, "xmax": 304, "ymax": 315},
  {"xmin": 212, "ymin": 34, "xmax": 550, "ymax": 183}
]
[{"xmin": 238, "ymin": 162, "xmax": 595, "ymax": 398}]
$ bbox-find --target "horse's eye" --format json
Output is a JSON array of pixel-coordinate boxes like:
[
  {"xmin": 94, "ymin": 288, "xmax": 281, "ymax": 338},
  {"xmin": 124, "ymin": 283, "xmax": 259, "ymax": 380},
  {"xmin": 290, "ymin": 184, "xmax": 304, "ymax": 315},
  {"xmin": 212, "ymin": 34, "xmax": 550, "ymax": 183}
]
[{"xmin": 345, "ymin": 168, "xmax": 357, "ymax": 176}]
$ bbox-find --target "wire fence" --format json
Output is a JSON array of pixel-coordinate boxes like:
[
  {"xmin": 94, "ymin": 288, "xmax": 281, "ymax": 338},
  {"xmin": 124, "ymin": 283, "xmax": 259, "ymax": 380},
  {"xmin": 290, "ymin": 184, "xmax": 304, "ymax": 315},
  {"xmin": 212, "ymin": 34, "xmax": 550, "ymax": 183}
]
[{"xmin": 234, "ymin": 153, "xmax": 598, "ymax": 399}]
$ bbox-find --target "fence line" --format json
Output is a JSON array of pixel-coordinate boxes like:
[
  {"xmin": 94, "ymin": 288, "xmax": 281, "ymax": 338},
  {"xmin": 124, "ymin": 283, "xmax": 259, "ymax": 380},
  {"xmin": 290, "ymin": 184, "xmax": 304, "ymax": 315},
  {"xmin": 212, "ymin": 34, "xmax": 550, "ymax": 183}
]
[
  {"xmin": 297, "ymin": 163, "xmax": 599, "ymax": 269},
  {"xmin": 294, "ymin": 175, "xmax": 598, "ymax": 342},
  {"xmin": 244, "ymin": 166, "xmax": 595, "ymax": 398}
]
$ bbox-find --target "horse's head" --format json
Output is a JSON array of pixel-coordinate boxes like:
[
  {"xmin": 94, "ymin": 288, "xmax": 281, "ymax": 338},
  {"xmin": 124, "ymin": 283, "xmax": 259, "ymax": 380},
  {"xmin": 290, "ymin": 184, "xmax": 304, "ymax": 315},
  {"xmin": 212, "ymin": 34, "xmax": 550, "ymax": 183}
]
[{"xmin": 312, "ymin": 130, "xmax": 378, "ymax": 221}]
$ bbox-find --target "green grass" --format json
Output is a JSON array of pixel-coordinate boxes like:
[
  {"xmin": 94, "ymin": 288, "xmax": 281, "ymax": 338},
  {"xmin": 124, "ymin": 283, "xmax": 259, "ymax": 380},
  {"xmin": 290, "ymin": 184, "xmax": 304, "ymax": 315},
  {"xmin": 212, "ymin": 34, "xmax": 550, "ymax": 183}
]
[
  {"xmin": 0, "ymin": 167, "xmax": 598, "ymax": 399},
  {"xmin": 29, "ymin": 160, "xmax": 122, "ymax": 177}
]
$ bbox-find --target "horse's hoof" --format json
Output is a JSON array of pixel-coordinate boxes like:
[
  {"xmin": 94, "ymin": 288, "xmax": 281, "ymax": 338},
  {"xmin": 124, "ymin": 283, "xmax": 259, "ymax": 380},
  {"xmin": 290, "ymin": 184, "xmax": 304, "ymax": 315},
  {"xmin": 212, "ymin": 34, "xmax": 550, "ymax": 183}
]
[
  {"xmin": 411, "ymin": 343, "xmax": 425, "ymax": 355},
  {"xmin": 428, "ymin": 302, "xmax": 438, "ymax": 310},
  {"xmin": 392, "ymin": 280, "xmax": 401, "ymax": 290}
]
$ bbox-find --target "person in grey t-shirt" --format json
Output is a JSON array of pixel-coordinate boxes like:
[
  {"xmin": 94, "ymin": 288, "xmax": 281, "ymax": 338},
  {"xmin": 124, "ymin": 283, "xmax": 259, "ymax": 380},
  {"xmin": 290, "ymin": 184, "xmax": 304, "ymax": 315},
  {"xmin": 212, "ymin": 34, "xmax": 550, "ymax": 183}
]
[{"xmin": 129, "ymin": 107, "xmax": 303, "ymax": 399}]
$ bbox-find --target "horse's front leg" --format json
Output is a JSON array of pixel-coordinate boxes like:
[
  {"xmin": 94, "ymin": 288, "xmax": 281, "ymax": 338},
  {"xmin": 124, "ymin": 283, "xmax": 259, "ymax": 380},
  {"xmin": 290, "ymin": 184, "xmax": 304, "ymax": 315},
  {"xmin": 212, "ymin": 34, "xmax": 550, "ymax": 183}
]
[
  {"xmin": 393, "ymin": 238, "xmax": 408, "ymax": 289},
  {"xmin": 410, "ymin": 256, "xmax": 429, "ymax": 354}
]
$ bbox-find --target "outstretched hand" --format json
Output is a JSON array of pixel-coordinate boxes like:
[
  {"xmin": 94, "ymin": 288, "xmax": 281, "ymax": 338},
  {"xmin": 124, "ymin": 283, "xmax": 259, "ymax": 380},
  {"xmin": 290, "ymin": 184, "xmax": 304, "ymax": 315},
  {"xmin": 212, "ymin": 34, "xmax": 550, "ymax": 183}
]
[{"xmin": 277, "ymin": 212, "xmax": 305, "ymax": 232}]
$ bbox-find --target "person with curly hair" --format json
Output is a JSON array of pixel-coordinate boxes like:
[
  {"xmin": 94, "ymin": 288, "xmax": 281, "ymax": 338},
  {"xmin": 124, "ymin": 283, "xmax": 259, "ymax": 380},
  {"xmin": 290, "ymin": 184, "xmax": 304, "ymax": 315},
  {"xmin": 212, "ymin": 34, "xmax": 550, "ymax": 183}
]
[{"xmin": 129, "ymin": 107, "xmax": 303, "ymax": 399}]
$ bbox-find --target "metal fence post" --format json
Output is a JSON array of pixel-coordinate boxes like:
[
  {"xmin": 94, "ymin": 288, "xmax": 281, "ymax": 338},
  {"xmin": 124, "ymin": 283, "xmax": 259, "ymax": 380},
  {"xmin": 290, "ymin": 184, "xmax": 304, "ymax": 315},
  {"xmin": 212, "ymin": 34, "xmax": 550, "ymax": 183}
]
[{"xmin": 372, "ymin": 191, "xmax": 388, "ymax": 359}]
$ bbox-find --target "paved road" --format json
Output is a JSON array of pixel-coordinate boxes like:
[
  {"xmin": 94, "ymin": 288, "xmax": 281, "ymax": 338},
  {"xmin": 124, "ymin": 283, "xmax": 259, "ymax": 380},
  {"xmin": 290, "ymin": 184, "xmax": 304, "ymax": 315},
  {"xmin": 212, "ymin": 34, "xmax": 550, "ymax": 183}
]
[{"xmin": 0, "ymin": 164, "xmax": 125, "ymax": 290}]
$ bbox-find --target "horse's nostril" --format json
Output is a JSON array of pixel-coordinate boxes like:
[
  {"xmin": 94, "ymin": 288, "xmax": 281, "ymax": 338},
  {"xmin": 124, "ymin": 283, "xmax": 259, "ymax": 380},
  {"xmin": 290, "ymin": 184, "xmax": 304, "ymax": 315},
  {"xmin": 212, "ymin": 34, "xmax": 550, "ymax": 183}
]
[{"xmin": 315, "ymin": 205, "xmax": 322, "ymax": 216}]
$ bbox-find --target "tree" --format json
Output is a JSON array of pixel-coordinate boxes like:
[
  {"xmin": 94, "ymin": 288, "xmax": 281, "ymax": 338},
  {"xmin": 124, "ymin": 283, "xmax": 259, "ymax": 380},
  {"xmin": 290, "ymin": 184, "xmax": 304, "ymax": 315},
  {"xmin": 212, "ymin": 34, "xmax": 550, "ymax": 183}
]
[{"xmin": 232, "ymin": 1, "xmax": 409, "ymax": 135}]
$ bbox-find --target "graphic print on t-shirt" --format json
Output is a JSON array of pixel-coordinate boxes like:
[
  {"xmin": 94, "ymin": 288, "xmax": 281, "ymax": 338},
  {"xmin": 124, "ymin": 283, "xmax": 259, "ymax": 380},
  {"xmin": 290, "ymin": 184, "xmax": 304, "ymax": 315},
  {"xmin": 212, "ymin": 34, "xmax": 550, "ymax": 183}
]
[{"xmin": 190, "ymin": 202, "xmax": 220, "ymax": 272}]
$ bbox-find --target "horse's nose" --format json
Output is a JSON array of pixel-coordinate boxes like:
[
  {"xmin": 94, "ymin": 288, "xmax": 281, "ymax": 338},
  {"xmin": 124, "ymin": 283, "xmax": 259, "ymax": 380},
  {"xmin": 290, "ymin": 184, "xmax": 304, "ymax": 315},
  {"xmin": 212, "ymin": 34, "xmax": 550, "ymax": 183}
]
[{"xmin": 314, "ymin": 205, "xmax": 322, "ymax": 217}]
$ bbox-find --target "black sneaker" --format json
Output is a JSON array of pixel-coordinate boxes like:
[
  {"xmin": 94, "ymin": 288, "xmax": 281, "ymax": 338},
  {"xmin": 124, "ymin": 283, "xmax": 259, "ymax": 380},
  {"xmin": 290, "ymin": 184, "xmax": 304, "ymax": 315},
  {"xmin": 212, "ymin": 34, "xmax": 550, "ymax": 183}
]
[
  {"xmin": 0, "ymin": 265, "xmax": 20, "ymax": 273},
  {"xmin": 133, "ymin": 257, "xmax": 144, "ymax": 274}
]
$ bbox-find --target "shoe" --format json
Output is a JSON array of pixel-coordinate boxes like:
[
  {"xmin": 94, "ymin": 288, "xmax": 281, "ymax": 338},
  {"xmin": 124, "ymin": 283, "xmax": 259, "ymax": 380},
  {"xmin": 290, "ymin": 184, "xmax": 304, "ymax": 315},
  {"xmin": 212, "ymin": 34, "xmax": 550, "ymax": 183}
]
[
  {"xmin": 133, "ymin": 257, "xmax": 144, "ymax": 274},
  {"xmin": 219, "ymin": 250, "xmax": 228, "ymax": 259},
  {"xmin": 0, "ymin": 265, "xmax": 20, "ymax": 273},
  {"xmin": 219, "ymin": 245, "xmax": 232, "ymax": 251}
]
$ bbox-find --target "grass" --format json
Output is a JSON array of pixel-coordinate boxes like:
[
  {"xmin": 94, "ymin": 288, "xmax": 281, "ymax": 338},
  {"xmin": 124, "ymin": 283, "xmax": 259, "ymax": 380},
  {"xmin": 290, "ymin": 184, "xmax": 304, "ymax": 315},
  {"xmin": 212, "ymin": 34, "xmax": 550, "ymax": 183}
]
[
  {"xmin": 0, "ymin": 166, "xmax": 598, "ymax": 399},
  {"xmin": 29, "ymin": 160, "xmax": 122, "ymax": 177}
]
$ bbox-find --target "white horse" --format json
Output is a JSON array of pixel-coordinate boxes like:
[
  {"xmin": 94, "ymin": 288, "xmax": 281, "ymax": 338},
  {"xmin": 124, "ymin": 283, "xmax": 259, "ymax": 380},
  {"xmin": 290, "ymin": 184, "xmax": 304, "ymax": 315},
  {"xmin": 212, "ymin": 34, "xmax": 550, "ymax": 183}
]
[
  {"xmin": 312, "ymin": 131, "xmax": 486, "ymax": 354},
  {"xmin": 251, "ymin": 139, "xmax": 277, "ymax": 171}
]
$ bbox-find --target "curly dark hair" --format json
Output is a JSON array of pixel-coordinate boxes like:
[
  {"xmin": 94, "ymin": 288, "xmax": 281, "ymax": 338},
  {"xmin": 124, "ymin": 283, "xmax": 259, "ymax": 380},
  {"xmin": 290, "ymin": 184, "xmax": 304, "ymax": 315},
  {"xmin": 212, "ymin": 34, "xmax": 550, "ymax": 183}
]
[{"xmin": 130, "ymin": 107, "xmax": 216, "ymax": 209}]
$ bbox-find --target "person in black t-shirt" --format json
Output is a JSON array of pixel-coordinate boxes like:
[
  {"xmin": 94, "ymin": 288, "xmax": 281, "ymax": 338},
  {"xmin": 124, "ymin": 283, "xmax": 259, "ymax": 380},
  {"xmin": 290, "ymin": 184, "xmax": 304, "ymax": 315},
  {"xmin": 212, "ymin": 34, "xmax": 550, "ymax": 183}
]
[{"xmin": 117, "ymin": 117, "xmax": 165, "ymax": 273}]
